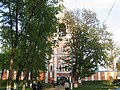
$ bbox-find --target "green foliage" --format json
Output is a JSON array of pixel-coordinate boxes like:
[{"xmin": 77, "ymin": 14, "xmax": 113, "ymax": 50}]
[
  {"xmin": 63, "ymin": 9, "xmax": 115, "ymax": 80},
  {"xmin": 73, "ymin": 81, "xmax": 118, "ymax": 90},
  {"xmin": 114, "ymin": 48, "xmax": 120, "ymax": 71},
  {"xmin": 0, "ymin": 0, "xmax": 60, "ymax": 80},
  {"xmin": 116, "ymin": 61, "xmax": 120, "ymax": 71},
  {"xmin": 0, "ymin": 54, "xmax": 3, "ymax": 69}
]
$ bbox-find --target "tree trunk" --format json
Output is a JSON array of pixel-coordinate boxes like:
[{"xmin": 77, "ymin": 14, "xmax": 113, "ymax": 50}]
[
  {"xmin": 0, "ymin": 57, "xmax": 5, "ymax": 86},
  {"xmin": 74, "ymin": 75, "xmax": 78, "ymax": 88},
  {"xmin": 6, "ymin": 79, "xmax": 11, "ymax": 90},
  {"xmin": 22, "ymin": 85, "xmax": 26, "ymax": 90},
  {"xmin": 0, "ymin": 68, "xmax": 4, "ymax": 86},
  {"xmin": 13, "ymin": 82, "xmax": 18, "ymax": 90},
  {"xmin": 7, "ymin": 58, "xmax": 14, "ymax": 90}
]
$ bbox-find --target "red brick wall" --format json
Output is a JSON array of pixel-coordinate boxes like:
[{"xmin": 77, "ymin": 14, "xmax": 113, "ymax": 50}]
[
  {"xmin": 94, "ymin": 72, "xmax": 98, "ymax": 80},
  {"xmin": 83, "ymin": 71, "xmax": 117, "ymax": 81}
]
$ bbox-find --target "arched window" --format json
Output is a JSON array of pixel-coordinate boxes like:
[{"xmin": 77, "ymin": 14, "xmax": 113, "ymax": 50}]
[
  {"xmin": 64, "ymin": 65, "xmax": 68, "ymax": 71},
  {"xmin": 60, "ymin": 65, "xmax": 62, "ymax": 71},
  {"xmin": 59, "ymin": 23, "xmax": 66, "ymax": 37},
  {"xmin": 50, "ymin": 65, "xmax": 53, "ymax": 71}
]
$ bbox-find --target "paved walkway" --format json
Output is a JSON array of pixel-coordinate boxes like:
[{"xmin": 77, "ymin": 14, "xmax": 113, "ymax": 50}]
[
  {"xmin": 106, "ymin": 88, "xmax": 120, "ymax": 90},
  {"xmin": 44, "ymin": 85, "xmax": 65, "ymax": 90},
  {"xmin": 112, "ymin": 88, "xmax": 120, "ymax": 90}
]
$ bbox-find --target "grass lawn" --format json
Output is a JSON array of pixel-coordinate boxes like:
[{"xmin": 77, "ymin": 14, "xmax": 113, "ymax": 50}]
[
  {"xmin": 0, "ymin": 80, "xmax": 120, "ymax": 90},
  {"xmin": 73, "ymin": 84, "xmax": 118, "ymax": 90},
  {"xmin": 73, "ymin": 81, "xmax": 119, "ymax": 90}
]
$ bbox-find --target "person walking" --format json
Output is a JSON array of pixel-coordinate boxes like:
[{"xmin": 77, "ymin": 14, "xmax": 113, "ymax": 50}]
[
  {"xmin": 32, "ymin": 81, "xmax": 37, "ymax": 90},
  {"xmin": 37, "ymin": 81, "xmax": 42, "ymax": 90},
  {"xmin": 64, "ymin": 81, "xmax": 70, "ymax": 90},
  {"xmin": 52, "ymin": 80, "xmax": 55, "ymax": 88}
]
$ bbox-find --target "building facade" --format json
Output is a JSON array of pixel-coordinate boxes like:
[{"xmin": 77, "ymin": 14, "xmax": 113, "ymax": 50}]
[{"xmin": 44, "ymin": 10, "xmax": 118, "ymax": 84}]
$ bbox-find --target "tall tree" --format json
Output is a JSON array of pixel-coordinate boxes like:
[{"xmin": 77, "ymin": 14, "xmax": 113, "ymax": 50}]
[
  {"xmin": 0, "ymin": 0, "xmax": 60, "ymax": 89},
  {"xmin": 63, "ymin": 9, "xmax": 115, "ymax": 86}
]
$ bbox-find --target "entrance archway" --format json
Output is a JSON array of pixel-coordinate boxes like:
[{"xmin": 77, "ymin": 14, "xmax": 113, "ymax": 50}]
[{"xmin": 59, "ymin": 76, "xmax": 67, "ymax": 85}]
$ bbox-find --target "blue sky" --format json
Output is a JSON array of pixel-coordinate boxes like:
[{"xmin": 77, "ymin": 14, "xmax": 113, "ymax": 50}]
[{"xmin": 63, "ymin": 0, "xmax": 120, "ymax": 47}]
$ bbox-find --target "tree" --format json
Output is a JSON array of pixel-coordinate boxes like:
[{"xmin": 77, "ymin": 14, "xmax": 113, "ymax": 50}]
[
  {"xmin": 0, "ymin": 0, "xmax": 60, "ymax": 89},
  {"xmin": 116, "ymin": 61, "xmax": 120, "ymax": 71},
  {"xmin": 0, "ymin": 53, "xmax": 5, "ymax": 85},
  {"xmin": 63, "ymin": 9, "xmax": 114, "ymax": 86},
  {"xmin": 115, "ymin": 48, "xmax": 120, "ymax": 71}
]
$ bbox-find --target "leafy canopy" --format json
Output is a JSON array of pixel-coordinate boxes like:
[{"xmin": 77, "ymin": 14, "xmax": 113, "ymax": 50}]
[
  {"xmin": 63, "ymin": 9, "xmax": 114, "ymax": 79},
  {"xmin": 0, "ymin": 0, "xmax": 60, "ymax": 78}
]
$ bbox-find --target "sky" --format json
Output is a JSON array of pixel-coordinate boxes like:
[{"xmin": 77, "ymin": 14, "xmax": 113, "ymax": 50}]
[{"xmin": 63, "ymin": 0, "xmax": 120, "ymax": 47}]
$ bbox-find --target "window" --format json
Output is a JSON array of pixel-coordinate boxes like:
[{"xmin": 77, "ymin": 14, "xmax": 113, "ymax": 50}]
[
  {"xmin": 59, "ymin": 23, "xmax": 66, "ymax": 37},
  {"xmin": 64, "ymin": 65, "xmax": 68, "ymax": 71},
  {"xmin": 60, "ymin": 65, "xmax": 62, "ymax": 71},
  {"xmin": 50, "ymin": 65, "xmax": 53, "ymax": 71}
]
